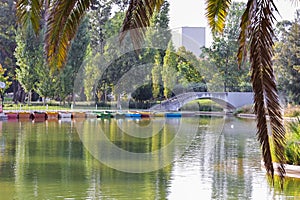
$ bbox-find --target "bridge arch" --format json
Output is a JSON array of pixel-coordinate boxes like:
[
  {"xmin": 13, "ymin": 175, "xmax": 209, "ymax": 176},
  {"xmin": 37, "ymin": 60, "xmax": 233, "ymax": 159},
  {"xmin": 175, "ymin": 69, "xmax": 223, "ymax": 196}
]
[
  {"xmin": 193, "ymin": 97, "xmax": 236, "ymax": 110},
  {"xmin": 149, "ymin": 92, "xmax": 253, "ymax": 111}
]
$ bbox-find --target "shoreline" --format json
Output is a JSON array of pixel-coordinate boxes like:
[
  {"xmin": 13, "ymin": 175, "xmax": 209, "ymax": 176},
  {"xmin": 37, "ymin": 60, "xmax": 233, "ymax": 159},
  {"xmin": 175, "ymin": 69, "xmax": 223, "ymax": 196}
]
[{"xmin": 237, "ymin": 113, "xmax": 299, "ymax": 122}]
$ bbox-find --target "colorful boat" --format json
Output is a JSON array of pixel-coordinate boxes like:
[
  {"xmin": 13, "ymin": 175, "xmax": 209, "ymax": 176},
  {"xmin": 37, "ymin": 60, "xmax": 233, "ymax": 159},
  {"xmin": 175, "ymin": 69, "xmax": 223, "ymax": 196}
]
[
  {"xmin": 153, "ymin": 112, "xmax": 164, "ymax": 117},
  {"xmin": 6, "ymin": 112, "xmax": 18, "ymax": 119},
  {"xmin": 59, "ymin": 112, "xmax": 72, "ymax": 118},
  {"xmin": 33, "ymin": 111, "xmax": 46, "ymax": 120},
  {"xmin": 46, "ymin": 111, "xmax": 59, "ymax": 119},
  {"xmin": 92, "ymin": 111, "xmax": 111, "ymax": 118},
  {"xmin": 125, "ymin": 113, "xmax": 141, "ymax": 118},
  {"xmin": 101, "ymin": 112, "xmax": 112, "ymax": 118},
  {"xmin": 86, "ymin": 112, "xmax": 98, "ymax": 118},
  {"xmin": 72, "ymin": 112, "xmax": 86, "ymax": 118},
  {"xmin": 165, "ymin": 112, "xmax": 182, "ymax": 118},
  {"xmin": 139, "ymin": 111, "xmax": 151, "ymax": 118},
  {"xmin": 18, "ymin": 111, "xmax": 31, "ymax": 119}
]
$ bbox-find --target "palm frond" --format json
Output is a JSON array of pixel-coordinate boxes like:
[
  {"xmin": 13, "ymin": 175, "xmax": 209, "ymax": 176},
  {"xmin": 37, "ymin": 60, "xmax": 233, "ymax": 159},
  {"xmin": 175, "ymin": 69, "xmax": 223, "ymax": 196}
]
[
  {"xmin": 249, "ymin": 0, "xmax": 285, "ymax": 181},
  {"xmin": 16, "ymin": 0, "xmax": 43, "ymax": 34},
  {"xmin": 45, "ymin": 0, "xmax": 91, "ymax": 69},
  {"xmin": 120, "ymin": 0, "xmax": 164, "ymax": 48},
  {"xmin": 205, "ymin": 0, "xmax": 231, "ymax": 34},
  {"xmin": 237, "ymin": 0, "xmax": 253, "ymax": 68}
]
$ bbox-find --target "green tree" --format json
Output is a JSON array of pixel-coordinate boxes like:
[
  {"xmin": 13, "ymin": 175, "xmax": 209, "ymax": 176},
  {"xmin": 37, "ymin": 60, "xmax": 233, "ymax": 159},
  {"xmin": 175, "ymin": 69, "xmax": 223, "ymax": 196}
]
[
  {"xmin": 88, "ymin": 0, "xmax": 113, "ymax": 53},
  {"xmin": 143, "ymin": 0, "xmax": 171, "ymax": 56},
  {"xmin": 176, "ymin": 46, "xmax": 206, "ymax": 92},
  {"xmin": 35, "ymin": 65, "xmax": 56, "ymax": 105},
  {"xmin": 151, "ymin": 51, "xmax": 163, "ymax": 98},
  {"xmin": 83, "ymin": 50, "xmax": 102, "ymax": 101},
  {"xmin": 0, "ymin": 0, "xmax": 18, "ymax": 100},
  {"xmin": 0, "ymin": 0, "xmax": 17, "ymax": 77},
  {"xmin": 14, "ymin": 25, "xmax": 40, "ymax": 104},
  {"xmin": 33, "ymin": 33, "xmax": 56, "ymax": 104},
  {"xmin": 274, "ymin": 10, "xmax": 300, "ymax": 104},
  {"xmin": 162, "ymin": 41, "xmax": 177, "ymax": 98},
  {"xmin": 0, "ymin": 63, "xmax": 12, "ymax": 105}
]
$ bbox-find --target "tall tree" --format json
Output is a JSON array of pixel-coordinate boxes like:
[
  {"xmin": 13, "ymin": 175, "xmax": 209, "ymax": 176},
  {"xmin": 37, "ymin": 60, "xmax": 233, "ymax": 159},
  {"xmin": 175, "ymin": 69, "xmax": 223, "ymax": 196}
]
[
  {"xmin": 0, "ymin": 0, "xmax": 17, "ymax": 75},
  {"xmin": 162, "ymin": 41, "xmax": 177, "ymax": 98},
  {"xmin": 142, "ymin": 1, "xmax": 171, "ymax": 67},
  {"xmin": 274, "ymin": 10, "xmax": 300, "ymax": 104},
  {"xmin": 88, "ymin": 0, "xmax": 113, "ymax": 53},
  {"xmin": 33, "ymin": 29, "xmax": 56, "ymax": 104},
  {"xmin": 14, "ymin": 24, "xmax": 40, "ymax": 104},
  {"xmin": 0, "ymin": 0, "xmax": 18, "ymax": 99},
  {"xmin": 151, "ymin": 51, "xmax": 162, "ymax": 98},
  {"xmin": 83, "ymin": 49, "xmax": 102, "ymax": 101},
  {"xmin": 176, "ymin": 46, "xmax": 206, "ymax": 92}
]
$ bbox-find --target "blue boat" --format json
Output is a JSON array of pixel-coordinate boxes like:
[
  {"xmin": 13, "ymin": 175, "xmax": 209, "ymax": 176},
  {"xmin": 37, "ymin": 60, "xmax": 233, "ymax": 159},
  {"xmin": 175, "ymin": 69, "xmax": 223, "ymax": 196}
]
[
  {"xmin": 125, "ymin": 113, "xmax": 142, "ymax": 118},
  {"xmin": 165, "ymin": 113, "xmax": 182, "ymax": 118}
]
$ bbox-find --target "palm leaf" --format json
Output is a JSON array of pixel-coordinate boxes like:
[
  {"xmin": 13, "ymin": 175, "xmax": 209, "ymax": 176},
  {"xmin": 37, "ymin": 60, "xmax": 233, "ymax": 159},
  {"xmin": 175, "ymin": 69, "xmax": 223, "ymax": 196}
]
[
  {"xmin": 45, "ymin": 0, "xmax": 91, "ymax": 69},
  {"xmin": 237, "ymin": 0, "xmax": 253, "ymax": 68},
  {"xmin": 205, "ymin": 0, "xmax": 231, "ymax": 34},
  {"xmin": 120, "ymin": 0, "xmax": 164, "ymax": 48},
  {"xmin": 248, "ymin": 0, "xmax": 285, "ymax": 181},
  {"xmin": 16, "ymin": 0, "xmax": 43, "ymax": 34}
]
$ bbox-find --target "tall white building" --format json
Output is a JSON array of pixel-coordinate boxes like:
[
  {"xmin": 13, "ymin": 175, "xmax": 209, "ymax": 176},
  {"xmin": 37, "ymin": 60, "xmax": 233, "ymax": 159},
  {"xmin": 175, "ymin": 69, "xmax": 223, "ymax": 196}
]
[{"xmin": 171, "ymin": 27, "xmax": 206, "ymax": 57}]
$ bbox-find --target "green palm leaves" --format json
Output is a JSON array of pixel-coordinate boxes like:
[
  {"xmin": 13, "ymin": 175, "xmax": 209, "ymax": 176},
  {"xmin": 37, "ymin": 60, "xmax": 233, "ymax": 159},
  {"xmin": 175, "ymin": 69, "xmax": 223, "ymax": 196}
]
[
  {"xmin": 120, "ymin": 0, "xmax": 164, "ymax": 48},
  {"xmin": 16, "ymin": 0, "xmax": 92, "ymax": 69},
  {"xmin": 205, "ymin": 0, "xmax": 231, "ymax": 33}
]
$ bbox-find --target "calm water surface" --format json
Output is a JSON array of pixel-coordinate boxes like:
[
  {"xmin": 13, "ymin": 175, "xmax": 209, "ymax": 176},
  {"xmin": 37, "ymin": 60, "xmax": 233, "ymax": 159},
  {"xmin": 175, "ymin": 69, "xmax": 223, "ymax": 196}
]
[{"xmin": 0, "ymin": 116, "xmax": 299, "ymax": 199}]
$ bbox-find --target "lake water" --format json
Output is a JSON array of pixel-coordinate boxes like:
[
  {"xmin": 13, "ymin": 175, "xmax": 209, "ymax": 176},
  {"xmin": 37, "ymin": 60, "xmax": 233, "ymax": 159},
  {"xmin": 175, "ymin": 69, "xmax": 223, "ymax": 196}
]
[{"xmin": 0, "ymin": 116, "xmax": 299, "ymax": 199}]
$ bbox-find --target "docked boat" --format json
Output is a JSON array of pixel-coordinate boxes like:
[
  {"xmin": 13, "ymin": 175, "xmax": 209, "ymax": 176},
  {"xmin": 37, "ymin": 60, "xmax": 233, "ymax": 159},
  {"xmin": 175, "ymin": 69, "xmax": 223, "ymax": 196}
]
[
  {"xmin": 6, "ymin": 112, "xmax": 18, "ymax": 119},
  {"xmin": 113, "ymin": 112, "xmax": 126, "ymax": 118},
  {"xmin": 33, "ymin": 111, "xmax": 47, "ymax": 120},
  {"xmin": 72, "ymin": 112, "xmax": 86, "ymax": 118},
  {"xmin": 138, "ymin": 111, "xmax": 151, "ymax": 118},
  {"xmin": 165, "ymin": 112, "xmax": 182, "ymax": 118},
  {"xmin": 18, "ymin": 111, "xmax": 31, "ymax": 119},
  {"xmin": 93, "ymin": 111, "xmax": 112, "ymax": 118},
  {"xmin": 46, "ymin": 111, "xmax": 59, "ymax": 119},
  {"xmin": 86, "ymin": 112, "xmax": 98, "ymax": 118},
  {"xmin": 153, "ymin": 112, "xmax": 164, "ymax": 117},
  {"xmin": 125, "ymin": 113, "xmax": 141, "ymax": 118},
  {"xmin": 59, "ymin": 112, "xmax": 72, "ymax": 118}
]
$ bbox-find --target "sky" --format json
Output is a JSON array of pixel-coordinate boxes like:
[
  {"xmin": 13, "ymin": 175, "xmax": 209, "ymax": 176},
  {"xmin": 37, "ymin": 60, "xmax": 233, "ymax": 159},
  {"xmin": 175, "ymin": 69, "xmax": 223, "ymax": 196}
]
[{"xmin": 169, "ymin": 0, "xmax": 300, "ymax": 46}]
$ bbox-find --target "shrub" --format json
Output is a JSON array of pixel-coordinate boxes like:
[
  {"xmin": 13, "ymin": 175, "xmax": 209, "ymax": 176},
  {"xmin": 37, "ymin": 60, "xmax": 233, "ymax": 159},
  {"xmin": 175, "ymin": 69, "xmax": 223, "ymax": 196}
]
[{"xmin": 284, "ymin": 118, "xmax": 300, "ymax": 165}]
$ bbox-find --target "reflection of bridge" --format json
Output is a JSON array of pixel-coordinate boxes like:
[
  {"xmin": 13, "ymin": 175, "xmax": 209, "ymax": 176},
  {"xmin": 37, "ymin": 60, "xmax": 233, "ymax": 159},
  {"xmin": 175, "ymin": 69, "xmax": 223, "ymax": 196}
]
[{"xmin": 150, "ymin": 92, "xmax": 254, "ymax": 111}]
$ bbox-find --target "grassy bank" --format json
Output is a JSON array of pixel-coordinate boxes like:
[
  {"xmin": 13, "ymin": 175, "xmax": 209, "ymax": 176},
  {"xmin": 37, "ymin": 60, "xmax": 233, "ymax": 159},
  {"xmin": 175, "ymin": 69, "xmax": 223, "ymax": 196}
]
[{"xmin": 2, "ymin": 99, "xmax": 224, "ymax": 112}]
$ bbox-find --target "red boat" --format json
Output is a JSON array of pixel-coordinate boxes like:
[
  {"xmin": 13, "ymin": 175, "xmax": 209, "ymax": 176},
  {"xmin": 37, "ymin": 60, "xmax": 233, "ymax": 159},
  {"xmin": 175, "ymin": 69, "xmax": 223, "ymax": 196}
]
[{"xmin": 6, "ymin": 112, "xmax": 18, "ymax": 119}]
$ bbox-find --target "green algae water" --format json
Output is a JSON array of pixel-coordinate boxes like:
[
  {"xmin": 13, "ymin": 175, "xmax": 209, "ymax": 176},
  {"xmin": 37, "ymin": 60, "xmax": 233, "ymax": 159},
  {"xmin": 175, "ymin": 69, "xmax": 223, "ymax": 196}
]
[{"xmin": 0, "ymin": 117, "xmax": 299, "ymax": 199}]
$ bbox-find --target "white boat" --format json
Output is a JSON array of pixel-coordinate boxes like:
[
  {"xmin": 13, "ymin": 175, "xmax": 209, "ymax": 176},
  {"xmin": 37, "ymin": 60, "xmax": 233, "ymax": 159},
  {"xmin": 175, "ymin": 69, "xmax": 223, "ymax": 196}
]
[{"xmin": 59, "ymin": 112, "xmax": 72, "ymax": 118}]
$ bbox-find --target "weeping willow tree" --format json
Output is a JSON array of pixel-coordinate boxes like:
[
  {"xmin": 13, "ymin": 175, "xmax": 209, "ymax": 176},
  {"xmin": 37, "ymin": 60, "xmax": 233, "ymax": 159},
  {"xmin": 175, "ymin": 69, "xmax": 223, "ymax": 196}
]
[{"xmin": 15, "ymin": 0, "xmax": 292, "ymax": 181}]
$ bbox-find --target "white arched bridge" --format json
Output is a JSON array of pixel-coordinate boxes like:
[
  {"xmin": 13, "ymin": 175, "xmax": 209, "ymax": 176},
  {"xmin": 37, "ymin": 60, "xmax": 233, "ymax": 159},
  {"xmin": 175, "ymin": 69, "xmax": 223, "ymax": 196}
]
[{"xmin": 150, "ymin": 92, "xmax": 254, "ymax": 111}]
